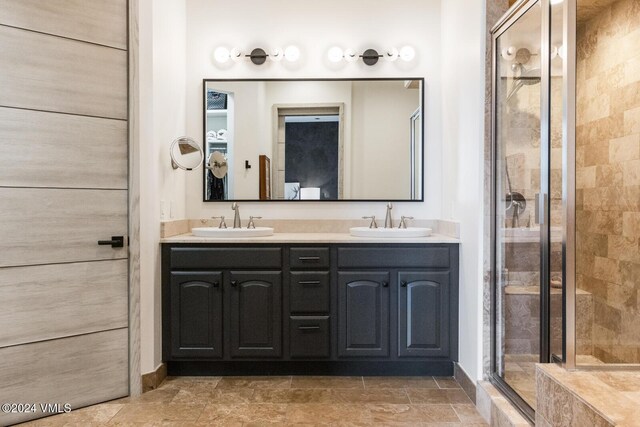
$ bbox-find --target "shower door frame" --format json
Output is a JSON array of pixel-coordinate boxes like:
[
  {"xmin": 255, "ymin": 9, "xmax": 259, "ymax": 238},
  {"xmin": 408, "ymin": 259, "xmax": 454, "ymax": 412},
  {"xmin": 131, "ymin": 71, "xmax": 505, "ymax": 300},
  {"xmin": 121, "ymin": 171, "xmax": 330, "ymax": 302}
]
[{"xmin": 489, "ymin": 0, "xmax": 554, "ymax": 421}]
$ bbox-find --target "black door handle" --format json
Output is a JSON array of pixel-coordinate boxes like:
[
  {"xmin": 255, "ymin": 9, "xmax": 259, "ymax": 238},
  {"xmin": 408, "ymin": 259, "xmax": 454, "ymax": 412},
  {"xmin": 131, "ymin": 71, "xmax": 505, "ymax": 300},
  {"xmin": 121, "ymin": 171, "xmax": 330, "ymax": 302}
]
[
  {"xmin": 98, "ymin": 236, "xmax": 124, "ymax": 248},
  {"xmin": 230, "ymin": 280, "xmax": 238, "ymax": 287},
  {"xmin": 212, "ymin": 281, "xmax": 220, "ymax": 288},
  {"xmin": 401, "ymin": 281, "xmax": 408, "ymax": 287},
  {"xmin": 381, "ymin": 281, "xmax": 389, "ymax": 288}
]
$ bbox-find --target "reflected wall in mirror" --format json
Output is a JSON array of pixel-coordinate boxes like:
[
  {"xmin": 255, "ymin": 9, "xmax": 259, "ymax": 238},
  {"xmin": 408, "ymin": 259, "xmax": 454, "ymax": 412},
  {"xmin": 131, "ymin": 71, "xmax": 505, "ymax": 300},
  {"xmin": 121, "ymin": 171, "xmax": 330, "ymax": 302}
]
[{"xmin": 203, "ymin": 78, "xmax": 424, "ymax": 201}]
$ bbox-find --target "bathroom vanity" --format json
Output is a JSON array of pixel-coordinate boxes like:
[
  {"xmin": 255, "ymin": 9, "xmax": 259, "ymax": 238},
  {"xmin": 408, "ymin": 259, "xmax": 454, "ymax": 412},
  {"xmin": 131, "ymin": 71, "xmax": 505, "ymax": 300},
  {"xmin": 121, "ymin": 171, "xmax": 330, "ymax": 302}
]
[{"xmin": 161, "ymin": 236, "xmax": 459, "ymax": 376}]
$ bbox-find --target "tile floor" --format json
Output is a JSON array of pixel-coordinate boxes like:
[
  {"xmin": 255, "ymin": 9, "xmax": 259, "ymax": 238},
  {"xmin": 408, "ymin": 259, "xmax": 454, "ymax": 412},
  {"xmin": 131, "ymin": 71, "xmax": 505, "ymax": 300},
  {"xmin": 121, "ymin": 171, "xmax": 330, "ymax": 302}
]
[{"xmin": 18, "ymin": 376, "xmax": 488, "ymax": 426}]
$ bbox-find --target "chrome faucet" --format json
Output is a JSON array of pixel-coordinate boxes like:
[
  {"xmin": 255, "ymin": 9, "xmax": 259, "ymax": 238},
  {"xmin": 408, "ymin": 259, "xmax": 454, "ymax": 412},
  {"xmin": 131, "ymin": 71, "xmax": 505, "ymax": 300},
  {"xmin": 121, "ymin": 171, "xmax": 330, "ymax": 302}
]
[
  {"xmin": 231, "ymin": 202, "xmax": 241, "ymax": 228},
  {"xmin": 384, "ymin": 202, "xmax": 393, "ymax": 228}
]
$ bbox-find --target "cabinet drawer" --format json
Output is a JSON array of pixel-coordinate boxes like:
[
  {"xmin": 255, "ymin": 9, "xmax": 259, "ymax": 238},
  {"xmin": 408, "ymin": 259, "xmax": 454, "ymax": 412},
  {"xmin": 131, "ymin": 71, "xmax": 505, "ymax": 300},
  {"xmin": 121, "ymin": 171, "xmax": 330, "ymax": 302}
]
[
  {"xmin": 289, "ymin": 271, "xmax": 330, "ymax": 314},
  {"xmin": 170, "ymin": 247, "xmax": 281, "ymax": 269},
  {"xmin": 337, "ymin": 247, "xmax": 450, "ymax": 269},
  {"xmin": 290, "ymin": 316, "xmax": 330, "ymax": 359},
  {"xmin": 290, "ymin": 247, "xmax": 330, "ymax": 269}
]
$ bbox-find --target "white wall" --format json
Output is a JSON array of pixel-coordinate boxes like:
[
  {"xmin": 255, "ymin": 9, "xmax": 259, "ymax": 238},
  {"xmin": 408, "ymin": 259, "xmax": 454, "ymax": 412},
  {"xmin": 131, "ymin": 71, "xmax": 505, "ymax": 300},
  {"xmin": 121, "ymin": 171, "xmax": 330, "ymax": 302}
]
[
  {"xmin": 138, "ymin": 0, "xmax": 187, "ymax": 374},
  {"xmin": 184, "ymin": 0, "xmax": 443, "ymax": 220},
  {"xmin": 440, "ymin": 0, "xmax": 486, "ymax": 382}
]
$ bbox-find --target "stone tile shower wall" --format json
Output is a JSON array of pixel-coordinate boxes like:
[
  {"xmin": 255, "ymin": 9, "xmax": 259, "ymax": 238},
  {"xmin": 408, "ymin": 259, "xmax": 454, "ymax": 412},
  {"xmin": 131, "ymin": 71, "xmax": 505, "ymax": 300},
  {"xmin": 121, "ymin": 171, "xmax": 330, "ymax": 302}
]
[{"xmin": 576, "ymin": 0, "xmax": 640, "ymax": 363}]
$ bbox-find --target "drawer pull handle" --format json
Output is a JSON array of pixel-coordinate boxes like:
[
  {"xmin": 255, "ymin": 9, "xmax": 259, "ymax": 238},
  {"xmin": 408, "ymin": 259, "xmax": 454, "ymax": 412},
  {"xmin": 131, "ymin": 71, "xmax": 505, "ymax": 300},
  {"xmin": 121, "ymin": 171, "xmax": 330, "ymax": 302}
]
[
  {"xmin": 381, "ymin": 281, "xmax": 389, "ymax": 288},
  {"xmin": 298, "ymin": 256, "xmax": 321, "ymax": 261},
  {"xmin": 299, "ymin": 280, "xmax": 321, "ymax": 286},
  {"xmin": 401, "ymin": 281, "xmax": 408, "ymax": 287},
  {"xmin": 298, "ymin": 325, "xmax": 321, "ymax": 330},
  {"xmin": 230, "ymin": 280, "xmax": 237, "ymax": 287}
]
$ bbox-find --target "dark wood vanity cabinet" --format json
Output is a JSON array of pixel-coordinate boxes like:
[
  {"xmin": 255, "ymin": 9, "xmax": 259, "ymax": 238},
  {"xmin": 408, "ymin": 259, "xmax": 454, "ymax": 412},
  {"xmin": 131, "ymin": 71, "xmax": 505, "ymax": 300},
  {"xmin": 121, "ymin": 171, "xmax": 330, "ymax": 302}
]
[{"xmin": 162, "ymin": 243, "xmax": 459, "ymax": 375}]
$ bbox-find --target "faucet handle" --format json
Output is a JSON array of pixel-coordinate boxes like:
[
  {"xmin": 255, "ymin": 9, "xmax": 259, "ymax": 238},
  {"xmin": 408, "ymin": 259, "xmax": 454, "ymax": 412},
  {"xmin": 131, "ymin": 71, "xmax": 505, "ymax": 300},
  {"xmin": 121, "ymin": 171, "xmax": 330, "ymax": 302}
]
[
  {"xmin": 362, "ymin": 216, "xmax": 378, "ymax": 229},
  {"xmin": 211, "ymin": 216, "xmax": 227, "ymax": 229},
  {"xmin": 399, "ymin": 216, "xmax": 414, "ymax": 229},
  {"xmin": 247, "ymin": 216, "xmax": 262, "ymax": 229}
]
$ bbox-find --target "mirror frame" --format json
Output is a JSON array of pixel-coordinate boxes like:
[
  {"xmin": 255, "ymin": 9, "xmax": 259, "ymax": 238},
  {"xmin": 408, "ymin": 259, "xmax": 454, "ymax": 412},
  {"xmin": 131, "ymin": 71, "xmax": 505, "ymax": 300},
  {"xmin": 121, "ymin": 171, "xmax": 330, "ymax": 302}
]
[{"xmin": 202, "ymin": 78, "xmax": 425, "ymax": 202}]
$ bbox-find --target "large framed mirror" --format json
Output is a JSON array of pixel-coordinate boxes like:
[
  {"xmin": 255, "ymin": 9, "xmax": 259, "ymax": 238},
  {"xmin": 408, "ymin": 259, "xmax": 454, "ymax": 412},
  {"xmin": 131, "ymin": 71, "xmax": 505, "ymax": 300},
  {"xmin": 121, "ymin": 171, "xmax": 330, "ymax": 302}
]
[{"xmin": 203, "ymin": 78, "xmax": 424, "ymax": 202}]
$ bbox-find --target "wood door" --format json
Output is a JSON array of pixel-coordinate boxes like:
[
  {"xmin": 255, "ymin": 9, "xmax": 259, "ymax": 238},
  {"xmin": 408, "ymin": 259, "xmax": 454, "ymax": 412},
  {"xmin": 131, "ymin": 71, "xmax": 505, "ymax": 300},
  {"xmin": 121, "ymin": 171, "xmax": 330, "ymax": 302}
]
[
  {"xmin": 228, "ymin": 271, "xmax": 282, "ymax": 358},
  {"xmin": 0, "ymin": 1, "xmax": 129, "ymax": 424},
  {"xmin": 170, "ymin": 272, "xmax": 223, "ymax": 358},
  {"xmin": 398, "ymin": 271, "xmax": 450, "ymax": 357},
  {"xmin": 338, "ymin": 271, "xmax": 390, "ymax": 357}
]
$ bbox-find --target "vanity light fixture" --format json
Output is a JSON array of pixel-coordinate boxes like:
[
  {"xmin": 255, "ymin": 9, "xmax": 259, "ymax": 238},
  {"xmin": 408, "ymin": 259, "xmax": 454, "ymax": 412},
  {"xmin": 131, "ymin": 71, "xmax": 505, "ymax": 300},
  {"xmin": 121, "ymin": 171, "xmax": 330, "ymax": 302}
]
[
  {"xmin": 213, "ymin": 45, "xmax": 300, "ymax": 65},
  {"xmin": 326, "ymin": 45, "xmax": 415, "ymax": 65}
]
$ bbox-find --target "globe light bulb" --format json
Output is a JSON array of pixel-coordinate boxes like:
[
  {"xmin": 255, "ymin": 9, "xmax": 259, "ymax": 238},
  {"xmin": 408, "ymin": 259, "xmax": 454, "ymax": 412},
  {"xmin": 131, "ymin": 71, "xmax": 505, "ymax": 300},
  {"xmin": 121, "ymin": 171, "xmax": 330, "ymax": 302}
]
[
  {"xmin": 399, "ymin": 45, "xmax": 415, "ymax": 62},
  {"xmin": 213, "ymin": 46, "xmax": 230, "ymax": 64},
  {"xmin": 284, "ymin": 45, "xmax": 300, "ymax": 62},
  {"xmin": 327, "ymin": 46, "xmax": 344, "ymax": 63}
]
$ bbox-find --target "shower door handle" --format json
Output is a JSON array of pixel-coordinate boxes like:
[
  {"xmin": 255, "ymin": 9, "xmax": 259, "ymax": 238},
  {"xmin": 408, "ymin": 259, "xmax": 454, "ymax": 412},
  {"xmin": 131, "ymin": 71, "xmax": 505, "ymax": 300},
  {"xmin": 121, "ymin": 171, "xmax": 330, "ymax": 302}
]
[{"xmin": 535, "ymin": 193, "xmax": 547, "ymax": 225}]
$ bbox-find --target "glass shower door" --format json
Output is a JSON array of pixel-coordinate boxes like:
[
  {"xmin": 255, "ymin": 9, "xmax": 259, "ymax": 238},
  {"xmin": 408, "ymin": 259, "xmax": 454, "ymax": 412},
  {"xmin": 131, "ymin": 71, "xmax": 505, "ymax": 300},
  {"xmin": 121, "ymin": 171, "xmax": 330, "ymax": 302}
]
[{"xmin": 492, "ymin": 0, "xmax": 544, "ymax": 416}]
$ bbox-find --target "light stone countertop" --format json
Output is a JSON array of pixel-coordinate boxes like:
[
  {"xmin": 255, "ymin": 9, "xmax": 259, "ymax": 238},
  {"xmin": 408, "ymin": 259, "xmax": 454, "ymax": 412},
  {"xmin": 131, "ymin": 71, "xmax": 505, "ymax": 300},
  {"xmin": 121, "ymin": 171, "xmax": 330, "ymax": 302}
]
[{"xmin": 160, "ymin": 232, "xmax": 460, "ymax": 244}]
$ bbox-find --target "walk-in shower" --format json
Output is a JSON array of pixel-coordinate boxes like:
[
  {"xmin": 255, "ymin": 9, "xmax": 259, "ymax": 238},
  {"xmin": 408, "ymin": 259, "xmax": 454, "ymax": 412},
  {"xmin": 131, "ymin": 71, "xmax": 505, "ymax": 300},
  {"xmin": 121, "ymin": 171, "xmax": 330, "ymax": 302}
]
[{"xmin": 491, "ymin": 0, "xmax": 639, "ymax": 421}]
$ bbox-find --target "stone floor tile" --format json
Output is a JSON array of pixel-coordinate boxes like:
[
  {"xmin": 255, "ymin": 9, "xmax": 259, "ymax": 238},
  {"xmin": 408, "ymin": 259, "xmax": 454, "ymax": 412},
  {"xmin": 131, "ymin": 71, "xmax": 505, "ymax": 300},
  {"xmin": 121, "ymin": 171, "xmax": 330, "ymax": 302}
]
[
  {"xmin": 198, "ymin": 403, "xmax": 287, "ymax": 424},
  {"xmin": 107, "ymin": 403, "xmax": 204, "ymax": 424},
  {"xmin": 290, "ymin": 376, "xmax": 364, "ymax": 389},
  {"xmin": 406, "ymin": 388, "xmax": 472, "ymax": 404},
  {"xmin": 434, "ymin": 377, "xmax": 462, "ymax": 389},
  {"xmin": 215, "ymin": 376, "xmax": 292, "ymax": 389},
  {"xmin": 363, "ymin": 376, "xmax": 438, "ymax": 389}
]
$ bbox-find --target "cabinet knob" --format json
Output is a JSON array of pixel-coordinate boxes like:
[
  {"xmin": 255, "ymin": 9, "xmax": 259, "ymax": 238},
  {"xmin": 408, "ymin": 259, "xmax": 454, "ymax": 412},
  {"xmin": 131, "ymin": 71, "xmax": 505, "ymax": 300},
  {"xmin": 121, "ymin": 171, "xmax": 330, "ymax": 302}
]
[
  {"xmin": 381, "ymin": 281, "xmax": 389, "ymax": 288},
  {"xmin": 212, "ymin": 281, "xmax": 220, "ymax": 288},
  {"xmin": 401, "ymin": 281, "xmax": 408, "ymax": 287},
  {"xmin": 230, "ymin": 280, "xmax": 237, "ymax": 287}
]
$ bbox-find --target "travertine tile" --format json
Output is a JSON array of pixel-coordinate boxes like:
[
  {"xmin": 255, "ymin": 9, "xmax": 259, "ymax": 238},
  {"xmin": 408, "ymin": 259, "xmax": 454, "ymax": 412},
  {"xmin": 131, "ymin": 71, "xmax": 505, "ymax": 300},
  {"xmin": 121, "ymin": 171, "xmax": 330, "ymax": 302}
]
[
  {"xmin": 366, "ymin": 403, "xmax": 426, "ymax": 423},
  {"xmin": 624, "ymin": 106, "xmax": 640, "ymax": 135},
  {"xmin": 216, "ymin": 376, "xmax": 291, "ymax": 389},
  {"xmin": 172, "ymin": 387, "xmax": 255, "ymax": 405},
  {"xmin": 434, "ymin": 377, "xmax": 461, "ymax": 389},
  {"xmin": 363, "ymin": 376, "xmax": 438, "ymax": 389},
  {"xmin": 198, "ymin": 403, "xmax": 287, "ymax": 424},
  {"xmin": 108, "ymin": 403, "xmax": 204, "ymax": 423},
  {"xmin": 285, "ymin": 404, "xmax": 371, "ymax": 424},
  {"xmin": 609, "ymin": 134, "xmax": 640, "ymax": 162},
  {"xmin": 290, "ymin": 376, "xmax": 363, "ymax": 389},
  {"xmin": 406, "ymin": 388, "xmax": 471, "ymax": 404}
]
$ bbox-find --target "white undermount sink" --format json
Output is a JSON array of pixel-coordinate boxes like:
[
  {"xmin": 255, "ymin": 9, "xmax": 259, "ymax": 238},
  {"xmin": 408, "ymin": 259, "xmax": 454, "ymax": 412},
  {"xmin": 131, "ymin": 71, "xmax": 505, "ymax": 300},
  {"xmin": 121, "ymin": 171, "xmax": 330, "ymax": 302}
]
[
  {"xmin": 349, "ymin": 227, "xmax": 432, "ymax": 238},
  {"xmin": 191, "ymin": 227, "xmax": 274, "ymax": 238}
]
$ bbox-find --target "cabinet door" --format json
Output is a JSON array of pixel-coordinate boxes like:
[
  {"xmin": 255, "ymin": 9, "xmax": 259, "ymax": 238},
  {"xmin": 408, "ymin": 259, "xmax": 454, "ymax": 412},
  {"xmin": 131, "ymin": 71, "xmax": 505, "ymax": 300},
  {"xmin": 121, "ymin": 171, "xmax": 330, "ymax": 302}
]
[
  {"xmin": 338, "ymin": 271, "xmax": 390, "ymax": 357},
  {"xmin": 398, "ymin": 271, "xmax": 450, "ymax": 357},
  {"xmin": 228, "ymin": 271, "xmax": 282, "ymax": 358},
  {"xmin": 170, "ymin": 272, "xmax": 223, "ymax": 358}
]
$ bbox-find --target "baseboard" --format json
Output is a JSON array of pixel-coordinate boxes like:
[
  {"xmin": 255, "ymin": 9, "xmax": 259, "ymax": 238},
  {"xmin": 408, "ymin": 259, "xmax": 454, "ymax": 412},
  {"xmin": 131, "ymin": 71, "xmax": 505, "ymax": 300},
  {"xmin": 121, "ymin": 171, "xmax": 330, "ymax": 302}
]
[
  {"xmin": 141, "ymin": 363, "xmax": 167, "ymax": 393},
  {"xmin": 454, "ymin": 362, "xmax": 476, "ymax": 404}
]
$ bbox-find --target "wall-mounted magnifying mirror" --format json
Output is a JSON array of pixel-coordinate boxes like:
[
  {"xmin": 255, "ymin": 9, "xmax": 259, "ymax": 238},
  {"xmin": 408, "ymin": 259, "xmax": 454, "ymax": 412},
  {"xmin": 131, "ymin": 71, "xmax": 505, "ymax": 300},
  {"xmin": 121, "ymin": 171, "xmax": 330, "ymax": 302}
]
[{"xmin": 170, "ymin": 137, "xmax": 204, "ymax": 170}]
